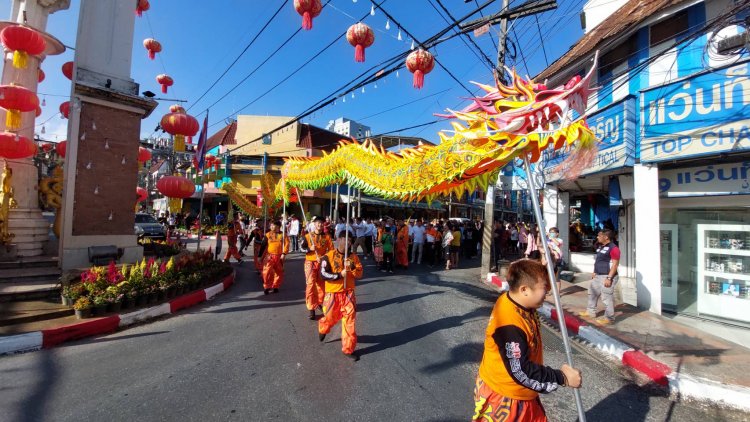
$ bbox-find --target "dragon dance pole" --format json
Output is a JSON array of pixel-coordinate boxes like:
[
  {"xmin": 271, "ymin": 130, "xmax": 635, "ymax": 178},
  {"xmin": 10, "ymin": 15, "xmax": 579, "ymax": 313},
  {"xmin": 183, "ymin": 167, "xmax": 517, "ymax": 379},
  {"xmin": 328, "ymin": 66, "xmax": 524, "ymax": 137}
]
[
  {"xmin": 523, "ymin": 155, "xmax": 586, "ymax": 422},
  {"xmin": 343, "ymin": 184, "xmax": 351, "ymax": 290},
  {"xmin": 297, "ymin": 188, "xmax": 320, "ymax": 260},
  {"xmin": 196, "ymin": 170, "xmax": 206, "ymax": 252}
]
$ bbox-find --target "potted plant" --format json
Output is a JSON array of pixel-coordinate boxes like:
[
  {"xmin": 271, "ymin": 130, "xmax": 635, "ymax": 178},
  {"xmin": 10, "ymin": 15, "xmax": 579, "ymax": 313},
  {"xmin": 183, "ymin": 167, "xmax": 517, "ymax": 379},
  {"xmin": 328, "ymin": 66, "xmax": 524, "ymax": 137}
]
[
  {"xmin": 61, "ymin": 283, "xmax": 84, "ymax": 307},
  {"xmin": 92, "ymin": 294, "xmax": 108, "ymax": 315},
  {"xmin": 73, "ymin": 297, "xmax": 92, "ymax": 319}
]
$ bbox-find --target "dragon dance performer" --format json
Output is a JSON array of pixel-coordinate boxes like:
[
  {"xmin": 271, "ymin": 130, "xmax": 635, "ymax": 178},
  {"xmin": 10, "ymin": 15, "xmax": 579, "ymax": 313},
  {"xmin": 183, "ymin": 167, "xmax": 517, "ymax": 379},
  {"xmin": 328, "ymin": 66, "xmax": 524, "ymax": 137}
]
[
  {"xmin": 299, "ymin": 216, "xmax": 333, "ymax": 320},
  {"xmin": 222, "ymin": 220, "xmax": 243, "ymax": 264},
  {"xmin": 248, "ymin": 220, "xmax": 265, "ymax": 274},
  {"xmin": 473, "ymin": 259, "xmax": 582, "ymax": 421},
  {"xmin": 257, "ymin": 220, "xmax": 290, "ymax": 294},
  {"xmin": 318, "ymin": 231, "xmax": 363, "ymax": 361}
]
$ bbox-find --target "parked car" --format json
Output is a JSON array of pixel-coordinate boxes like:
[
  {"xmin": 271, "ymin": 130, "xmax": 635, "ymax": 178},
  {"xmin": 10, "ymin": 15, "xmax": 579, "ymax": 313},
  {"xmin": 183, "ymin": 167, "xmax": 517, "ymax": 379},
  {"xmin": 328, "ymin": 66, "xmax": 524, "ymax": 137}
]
[
  {"xmin": 448, "ymin": 217, "xmax": 471, "ymax": 226},
  {"xmin": 135, "ymin": 213, "xmax": 165, "ymax": 240}
]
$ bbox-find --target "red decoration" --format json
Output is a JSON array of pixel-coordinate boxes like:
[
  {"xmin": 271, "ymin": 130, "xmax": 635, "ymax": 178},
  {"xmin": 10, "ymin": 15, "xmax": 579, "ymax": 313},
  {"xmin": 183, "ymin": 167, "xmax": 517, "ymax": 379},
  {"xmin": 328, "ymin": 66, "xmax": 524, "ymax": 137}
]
[
  {"xmin": 0, "ymin": 84, "xmax": 39, "ymax": 130},
  {"xmin": 35, "ymin": 106, "xmax": 42, "ymax": 117},
  {"xmin": 256, "ymin": 190, "xmax": 263, "ymax": 207},
  {"xmin": 0, "ymin": 25, "xmax": 46, "ymax": 69},
  {"xmin": 294, "ymin": 0, "xmax": 322, "ymax": 30},
  {"xmin": 56, "ymin": 140, "xmax": 66, "ymax": 158},
  {"xmin": 59, "ymin": 101, "xmax": 70, "ymax": 119},
  {"xmin": 0, "ymin": 132, "xmax": 37, "ymax": 159},
  {"xmin": 406, "ymin": 49, "xmax": 435, "ymax": 89},
  {"xmin": 135, "ymin": 0, "xmax": 150, "ymax": 17},
  {"xmin": 156, "ymin": 74, "xmax": 173, "ymax": 94},
  {"xmin": 157, "ymin": 175, "xmax": 195, "ymax": 199},
  {"xmin": 346, "ymin": 23, "xmax": 374, "ymax": 63},
  {"xmin": 136, "ymin": 186, "xmax": 148, "ymax": 203},
  {"xmin": 143, "ymin": 38, "xmax": 161, "ymax": 60},
  {"xmin": 160, "ymin": 110, "xmax": 199, "ymax": 153},
  {"xmin": 37, "ymin": 68, "xmax": 45, "ymax": 83},
  {"xmin": 169, "ymin": 104, "xmax": 185, "ymax": 113},
  {"xmin": 62, "ymin": 61, "xmax": 74, "ymax": 80},
  {"xmin": 138, "ymin": 146, "xmax": 151, "ymax": 163}
]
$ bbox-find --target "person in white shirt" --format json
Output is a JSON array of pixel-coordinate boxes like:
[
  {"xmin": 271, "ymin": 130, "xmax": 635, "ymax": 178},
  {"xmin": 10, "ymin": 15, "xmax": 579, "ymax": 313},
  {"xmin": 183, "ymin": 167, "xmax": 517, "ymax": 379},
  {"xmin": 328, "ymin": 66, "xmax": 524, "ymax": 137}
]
[
  {"xmin": 411, "ymin": 220, "xmax": 426, "ymax": 264},
  {"xmin": 352, "ymin": 217, "xmax": 369, "ymax": 258},
  {"xmin": 334, "ymin": 218, "xmax": 347, "ymax": 239},
  {"xmin": 288, "ymin": 216, "xmax": 300, "ymax": 252}
]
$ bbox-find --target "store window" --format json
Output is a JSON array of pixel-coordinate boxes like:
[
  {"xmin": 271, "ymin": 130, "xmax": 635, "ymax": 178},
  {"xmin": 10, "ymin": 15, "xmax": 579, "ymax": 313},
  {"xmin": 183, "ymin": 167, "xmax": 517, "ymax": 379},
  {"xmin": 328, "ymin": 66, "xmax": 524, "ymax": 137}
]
[{"xmin": 660, "ymin": 208, "xmax": 750, "ymax": 325}]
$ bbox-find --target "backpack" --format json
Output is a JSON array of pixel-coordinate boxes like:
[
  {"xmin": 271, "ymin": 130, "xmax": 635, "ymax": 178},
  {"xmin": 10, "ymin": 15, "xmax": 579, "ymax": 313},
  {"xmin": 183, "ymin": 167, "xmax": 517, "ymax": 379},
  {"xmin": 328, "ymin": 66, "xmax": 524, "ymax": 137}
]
[{"xmin": 381, "ymin": 233, "xmax": 394, "ymax": 253}]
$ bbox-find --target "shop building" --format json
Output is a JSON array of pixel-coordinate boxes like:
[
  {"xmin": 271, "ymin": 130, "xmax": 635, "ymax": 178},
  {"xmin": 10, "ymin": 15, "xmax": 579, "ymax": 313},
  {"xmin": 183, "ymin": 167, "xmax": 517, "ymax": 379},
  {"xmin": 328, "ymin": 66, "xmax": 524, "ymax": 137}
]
[{"xmin": 534, "ymin": 0, "xmax": 749, "ymax": 326}]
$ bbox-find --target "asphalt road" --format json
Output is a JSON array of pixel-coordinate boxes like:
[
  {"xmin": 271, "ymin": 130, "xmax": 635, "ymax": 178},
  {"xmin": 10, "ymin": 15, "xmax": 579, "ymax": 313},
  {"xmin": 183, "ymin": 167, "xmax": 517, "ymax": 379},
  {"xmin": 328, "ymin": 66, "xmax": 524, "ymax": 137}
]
[{"xmin": 1, "ymin": 253, "xmax": 747, "ymax": 421}]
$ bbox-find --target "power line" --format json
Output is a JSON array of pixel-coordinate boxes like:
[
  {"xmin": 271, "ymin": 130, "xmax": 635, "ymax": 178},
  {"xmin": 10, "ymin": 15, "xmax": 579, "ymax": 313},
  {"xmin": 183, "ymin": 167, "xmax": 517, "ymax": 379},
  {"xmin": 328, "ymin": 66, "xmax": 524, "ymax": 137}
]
[
  {"xmin": 429, "ymin": 0, "xmax": 495, "ymax": 71},
  {"xmin": 186, "ymin": 0, "xmax": 290, "ymax": 112}
]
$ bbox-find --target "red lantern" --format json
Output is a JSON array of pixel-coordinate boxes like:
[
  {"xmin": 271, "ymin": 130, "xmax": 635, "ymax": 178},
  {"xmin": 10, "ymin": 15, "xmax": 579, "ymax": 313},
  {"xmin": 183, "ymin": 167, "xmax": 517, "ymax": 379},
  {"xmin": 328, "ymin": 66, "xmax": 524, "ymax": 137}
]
[
  {"xmin": 136, "ymin": 186, "xmax": 148, "ymax": 203},
  {"xmin": 156, "ymin": 74, "xmax": 173, "ymax": 94},
  {"xmin": 135, "ymin": 0, "xmax": 150, "ymax": 17},
  {"xmin": 35, "ymin": 106, "xmax": 42, "ymax": 117},
  {"xmin": 160, "ymin": 110, "xmax": 199, "ymax": 153},
  {"xmin": 0, "ymin": 25, "xmax": 46, "ymax": 69},
  {"xmin": 138, "ymin": 146, "xmax": 151, "ymax": 163},
  {"xmin": 41, "ymin": 143, "xmax": 53, "ymax": 152},
  {"xmin": 37, "ymin": 68, "xmax": 45, "ymax": 83},
  {"xmin": 143, "ymin": 38, "xmax": 161, "ymax": 60},
  {"xmin": 62, "ymin": 61, "xmax": 74, "ymax": 80},
  {"xmin": 346, "ymin": 23, "xmax": 374, "ymax": 63},
  {"xmin": 169, "ymin": 104, "xmax": 185, "ymax": 113},
  {"xmin": 157, "ymin": 175, "xmax": 195, "ymax": 199},
  {"xmin": 406, "ymin": 49, "xmax": 435, "ymax": 89},
  {"xmin": 56, "ymin": 140, "xmax": 67, "ymax": 158},
  {"xmin": 0, "ymin": 132, "xmax": 37, "ymax": 159},
  {"xmin": 59, "ymin": 101, "xmax": 70, "ymax": 119},
  {"xmin": 0, "ymin": 84, "xmax": 39, "ymax": 130},
  {"xmin": 294, "ymin": 0, "xmax": 322, "ymax": 30}
]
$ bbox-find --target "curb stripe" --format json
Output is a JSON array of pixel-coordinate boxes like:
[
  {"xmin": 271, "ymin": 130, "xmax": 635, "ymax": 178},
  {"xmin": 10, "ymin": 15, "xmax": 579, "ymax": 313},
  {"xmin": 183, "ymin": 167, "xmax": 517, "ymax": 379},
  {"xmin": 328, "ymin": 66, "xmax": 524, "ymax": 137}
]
[
  {"xmin": 42, "ymin": 316, "xmax": 120, "ymax": 349},
  {"xmin": 204, "ymin": 283, "xmax": 224, "ymax": 300},
  {"xmin": 0, "ymin": 332, "xmax": 43, "ymax": 355},
  {"xmin": 622, "ymin": 350, "xmax": 671, "ymax": 386},
  {"xmin": 169, "ymin": 290, "xmax": 206, "ymax": 313},
  {"xmin": 669, "ymin": 373, "xmax": 750, "ymax": 412},
  {"xmin": 119, "ymin": 303, "xmax": 171, "ymax": 327},
  {"xmin": 577, "ymin": 326, "xmax": 630, "ymax": 360},
  {"xmin": 549, "ymin": 308, "xmax": 585, "ymax": 335}
]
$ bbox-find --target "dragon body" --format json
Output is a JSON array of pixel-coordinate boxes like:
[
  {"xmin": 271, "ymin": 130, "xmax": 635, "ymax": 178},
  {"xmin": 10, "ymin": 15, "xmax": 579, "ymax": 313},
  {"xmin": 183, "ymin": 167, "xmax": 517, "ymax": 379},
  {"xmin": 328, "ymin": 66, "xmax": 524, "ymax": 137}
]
[{"xmin": 276, "ymin": 57, "xmax": 598, "ymax": 203}]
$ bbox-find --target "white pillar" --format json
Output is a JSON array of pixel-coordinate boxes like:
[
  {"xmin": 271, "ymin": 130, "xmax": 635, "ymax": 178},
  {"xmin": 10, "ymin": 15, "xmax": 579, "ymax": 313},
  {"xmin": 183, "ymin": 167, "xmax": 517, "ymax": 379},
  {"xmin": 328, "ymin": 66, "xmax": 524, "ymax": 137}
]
[
  {"xmin": 1, "ymin": 1, "xmax": 69, "ymax": 258},
  {"xmin": 543, "ymin": 186, "xmax": 570, "ymax": 263},
  {"xmin": 633, "ymin": 163, "xmax": 662, "ymax": 314}
]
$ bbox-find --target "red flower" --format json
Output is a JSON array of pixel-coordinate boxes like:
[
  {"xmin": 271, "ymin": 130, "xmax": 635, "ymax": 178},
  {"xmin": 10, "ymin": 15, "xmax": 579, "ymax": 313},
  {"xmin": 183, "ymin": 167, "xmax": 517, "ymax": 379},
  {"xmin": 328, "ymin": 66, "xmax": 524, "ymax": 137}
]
[
  {"xmin": 158, "ymin": 261, "xmax": 167, "ymax": 275},
  {"xmin": 106, "ymin": 261, "xmax": 124, "ymax": 284}
]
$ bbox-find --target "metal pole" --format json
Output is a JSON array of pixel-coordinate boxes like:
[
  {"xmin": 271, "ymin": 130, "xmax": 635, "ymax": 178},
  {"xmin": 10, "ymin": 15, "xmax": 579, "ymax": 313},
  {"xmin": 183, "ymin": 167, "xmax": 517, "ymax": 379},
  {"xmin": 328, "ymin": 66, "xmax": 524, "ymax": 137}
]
[
  {"xmin": 297, "ymin": 187, "xmax": 320, "ymax": 261},
  {"xmin": 334, "ymin": 183, "xmax": 340, "ymax": 222},
  {"xmin": 196, "ymin": 170, "xmax": 205, "ymax": 251},
  {"xmin": 344, "ymin": 184, "xmax": 351, "ymax": 290},
  {"xmin": 523, "ymin": 155, "xmax": 586, "ymax": 421}
]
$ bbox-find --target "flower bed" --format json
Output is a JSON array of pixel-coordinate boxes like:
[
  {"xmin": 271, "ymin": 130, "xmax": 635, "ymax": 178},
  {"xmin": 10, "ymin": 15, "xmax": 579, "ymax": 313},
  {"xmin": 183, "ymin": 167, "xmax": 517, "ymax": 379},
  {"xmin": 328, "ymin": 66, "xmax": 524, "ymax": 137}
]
[
  {"xmin": 62, "ymin": 249, "xmax": 232, "ymax": 319},
  {"xmin": 138, "ymin": 237, "xmax": 185, "ymax": 257}
]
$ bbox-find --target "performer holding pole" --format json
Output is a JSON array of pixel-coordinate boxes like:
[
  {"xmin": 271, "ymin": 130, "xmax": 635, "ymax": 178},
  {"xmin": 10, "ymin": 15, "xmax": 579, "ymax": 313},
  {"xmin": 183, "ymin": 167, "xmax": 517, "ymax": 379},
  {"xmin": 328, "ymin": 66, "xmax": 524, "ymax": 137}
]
[
  {"xmin": 298, "ymin": 188, "xmax": 333, "ymax": 320},
  {"xmin": 258, "ymin": 219, "xmax": 289, "ymax": 295}
]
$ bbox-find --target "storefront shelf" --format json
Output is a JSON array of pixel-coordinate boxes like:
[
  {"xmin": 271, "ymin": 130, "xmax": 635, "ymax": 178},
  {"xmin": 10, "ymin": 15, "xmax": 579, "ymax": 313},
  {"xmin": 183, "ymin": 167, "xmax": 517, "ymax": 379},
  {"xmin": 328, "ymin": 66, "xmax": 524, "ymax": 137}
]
[
  {"xmin": 704, "ymin": 271, "xmax": 750, "ymax": 281},
  {"xmin": 704, "ymin": 248, "xmax": 750, "ymax": 257}
]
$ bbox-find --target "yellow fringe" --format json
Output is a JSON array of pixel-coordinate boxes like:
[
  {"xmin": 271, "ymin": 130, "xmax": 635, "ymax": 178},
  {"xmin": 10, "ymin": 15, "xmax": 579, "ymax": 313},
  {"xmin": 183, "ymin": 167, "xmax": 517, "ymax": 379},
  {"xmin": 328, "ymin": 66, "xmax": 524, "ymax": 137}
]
[
  {"xmin": 173, "ymin": 135, "xmax": 185, "ymax": 152},
  {"xmin": 6, "ymin": 110, "xmax": 21, "ymax": 130},
  {"xmin": 12, "ymin": 51, "xmax": 28, "ymax": 69}
]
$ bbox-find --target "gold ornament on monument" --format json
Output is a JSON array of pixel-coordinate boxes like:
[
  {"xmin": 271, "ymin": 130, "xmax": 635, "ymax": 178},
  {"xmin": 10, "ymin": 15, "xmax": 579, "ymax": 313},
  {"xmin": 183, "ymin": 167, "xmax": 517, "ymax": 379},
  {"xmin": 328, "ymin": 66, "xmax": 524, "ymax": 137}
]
[
  {"xmin": 0, "ymin": 160, "xmax": 18, "ymax": 246},
  {"xmin": 39, "ymin": 166, "xmax": 63, "ymax": 237}
]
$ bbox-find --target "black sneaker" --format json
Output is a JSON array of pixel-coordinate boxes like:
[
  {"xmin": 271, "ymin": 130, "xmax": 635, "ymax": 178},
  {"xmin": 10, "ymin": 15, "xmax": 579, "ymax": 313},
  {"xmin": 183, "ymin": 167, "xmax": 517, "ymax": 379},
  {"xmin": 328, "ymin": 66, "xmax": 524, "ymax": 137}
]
[
  {"xmin": 318, "ymin": 333, "xmax": 326, "ymax": 342},
  {"xmin": 345, "ymin": 351, "xmax": 359, "ymax": 361},
  {"xmin": 309, "ymin": 310, "xmax": 315, "ymax": 320},
  {"xmin": 272, "ymin": 288, "xmax": 279, "ymax": 293},
  {"xmin": 263, "ymin": 289, "xmax": 270, "ymax": 295}
]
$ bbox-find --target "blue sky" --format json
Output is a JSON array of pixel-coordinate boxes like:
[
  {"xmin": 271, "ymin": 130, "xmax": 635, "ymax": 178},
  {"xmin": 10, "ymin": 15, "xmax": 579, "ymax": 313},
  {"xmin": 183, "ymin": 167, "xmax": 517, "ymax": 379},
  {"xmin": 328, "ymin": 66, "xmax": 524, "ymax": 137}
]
[{"xmin": 3, "ymin": 0, "xmax": 585, "ymax": 145}]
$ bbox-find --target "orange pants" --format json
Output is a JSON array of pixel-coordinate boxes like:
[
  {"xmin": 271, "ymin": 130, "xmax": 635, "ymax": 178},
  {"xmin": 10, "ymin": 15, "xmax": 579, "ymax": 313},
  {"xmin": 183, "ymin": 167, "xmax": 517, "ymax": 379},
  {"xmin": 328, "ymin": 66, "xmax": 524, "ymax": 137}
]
[
  {"xmin": 304, "ymin": 260, "xmax": 325, "ymax": 311},
  {"xmin": 262, "ymin": 254, "xmax": 284, "ymax": 289},
  {"xmin": 253, "ymin": 243, "xmax": 263, "ymax": 271},
  {"xmin": 472, "ymin": 376, "xmax": 547, "ymax": 422},
  {"xmin": 224, "ymin": 244, "xmax": 241, "ymax": 261},
  {"xmin": 318, "ymin": 290, "xmax": 357, "ymax": 355}
]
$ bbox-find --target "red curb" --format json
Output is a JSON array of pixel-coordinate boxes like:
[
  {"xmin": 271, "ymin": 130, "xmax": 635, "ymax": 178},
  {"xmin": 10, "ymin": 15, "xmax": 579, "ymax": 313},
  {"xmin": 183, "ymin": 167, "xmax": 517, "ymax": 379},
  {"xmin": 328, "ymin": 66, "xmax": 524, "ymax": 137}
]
[
  {"xmin": 42, "ymin": 316, "xmax": 121, "ymax": 349},
  {"xmin": 622, "ymin": 350, "xmax": 671, "ymax": 386},
  {"xmin": 222, "ymin": 273, "xmax": 234, "ymax": 290},
  {"xmin": 169, "ymin": 290, "xmax": 206, "ymax": 313},
  {"xmin": 549, "ymin": 308, "xmax": 586, "ymax": 335}
]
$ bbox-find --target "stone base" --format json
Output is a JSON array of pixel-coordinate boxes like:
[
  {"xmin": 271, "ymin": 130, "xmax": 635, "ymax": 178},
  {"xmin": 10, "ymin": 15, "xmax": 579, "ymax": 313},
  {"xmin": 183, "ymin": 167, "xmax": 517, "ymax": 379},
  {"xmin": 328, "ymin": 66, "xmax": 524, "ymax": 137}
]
[
  {"xmin": 7, "ymin": 208, "xmax": 50, "ymax": 258},
  {"xmin": 0, "ymin": 243, "xmax": 19, "ymax": 261}
]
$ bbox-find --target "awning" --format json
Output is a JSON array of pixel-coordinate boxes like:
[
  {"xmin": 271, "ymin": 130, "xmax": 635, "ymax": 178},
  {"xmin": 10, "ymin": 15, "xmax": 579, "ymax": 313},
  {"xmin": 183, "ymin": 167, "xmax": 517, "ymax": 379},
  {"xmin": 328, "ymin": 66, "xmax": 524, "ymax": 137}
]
[{"xmin": 340, "ymin": 195, "xmax": 444, "ymax": 211}]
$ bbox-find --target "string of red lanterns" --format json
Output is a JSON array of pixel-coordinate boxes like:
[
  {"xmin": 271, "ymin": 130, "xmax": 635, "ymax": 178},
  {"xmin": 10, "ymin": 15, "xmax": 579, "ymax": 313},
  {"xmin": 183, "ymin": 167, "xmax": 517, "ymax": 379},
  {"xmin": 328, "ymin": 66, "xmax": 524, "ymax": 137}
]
[
  {"xmin": 0, "ymin": 25, "xmax": 46, "ymax": 69},
  {"xmin": 156, "ymin": 74, "xmax": 173, "ymax": 94},
  {"xmin": 294, "ymin": 0, "xmax": 322, "ymax": 30},
  {"xmin": 346, "ymin": 23, "xmax": 374, "ymax": 63}
]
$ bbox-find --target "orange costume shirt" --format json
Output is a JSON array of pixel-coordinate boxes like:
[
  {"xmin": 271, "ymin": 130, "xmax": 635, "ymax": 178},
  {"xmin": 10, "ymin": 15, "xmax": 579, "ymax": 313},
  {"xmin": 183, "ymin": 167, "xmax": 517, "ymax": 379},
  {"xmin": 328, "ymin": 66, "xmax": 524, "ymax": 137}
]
[
  {"xmin": 320, "ymin": 249, "xmax": 363, "ymax": 292},
  {"xmin": 263, "ymin": 231, "xmax": 290, "ymax": 255},
  {"xmin": 301, "ymin": 232, "xmax": 333, "ymax": 261},
  {"xmin": 478, "ymin": 292, "xmax": 564, "ymax": 400}
]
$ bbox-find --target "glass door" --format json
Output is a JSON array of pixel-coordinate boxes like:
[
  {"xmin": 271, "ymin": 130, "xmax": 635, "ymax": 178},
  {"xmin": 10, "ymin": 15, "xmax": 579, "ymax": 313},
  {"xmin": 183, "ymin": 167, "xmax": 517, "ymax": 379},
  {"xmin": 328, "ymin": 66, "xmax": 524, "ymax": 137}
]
[{"xmin": 660, "ymin": 224, "xmax": 678, "ymax": 308}]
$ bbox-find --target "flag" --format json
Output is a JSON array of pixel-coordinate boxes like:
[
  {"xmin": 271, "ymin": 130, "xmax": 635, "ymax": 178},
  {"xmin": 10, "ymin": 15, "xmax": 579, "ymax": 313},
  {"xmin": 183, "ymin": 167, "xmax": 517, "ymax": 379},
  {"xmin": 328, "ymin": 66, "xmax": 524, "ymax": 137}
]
[{"xmin": 193, "ymin": 111, "xmax": 208, "ymax": 171}]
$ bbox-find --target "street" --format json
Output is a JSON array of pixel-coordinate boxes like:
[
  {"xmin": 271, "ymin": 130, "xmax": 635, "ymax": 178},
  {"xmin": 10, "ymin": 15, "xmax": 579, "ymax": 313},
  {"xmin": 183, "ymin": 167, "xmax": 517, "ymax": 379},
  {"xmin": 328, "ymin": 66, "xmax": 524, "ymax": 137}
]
[{"xmin": 0, "ymin": 254, "xmax": 747, "ymax": 421}]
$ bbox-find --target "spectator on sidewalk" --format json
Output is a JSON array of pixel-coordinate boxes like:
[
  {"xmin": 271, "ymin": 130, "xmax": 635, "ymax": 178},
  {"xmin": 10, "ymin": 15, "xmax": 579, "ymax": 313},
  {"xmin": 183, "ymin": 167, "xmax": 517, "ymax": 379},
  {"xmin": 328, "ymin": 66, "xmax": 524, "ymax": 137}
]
[
  {"xmin": 442, "ymin": 223, "xmax": 454, "ymax": 270},
  {"xmin": 547, "ymin": 227, "xmax": 564, "ymax": 294},
  {"xmin": 288, "ymin": 215, "xmax": 300, "ymax": 252},
  {"xmin": 379, "ymin": 225, "xmax": 395, "ymax": 273},
  {"xmin": 424, "ymin": 223, "xmax": 439, "ymax": 267},
  {"xmin": 473, "ymin": 259, "xmax": 582, "ymax": 421},
  {"xmin": 411, "ymin": 220, "xmax": 426, "ymax": 264},
  {"xmin": 352, "ymin": 217, "xmax": 369, "ymax": 258},
  {"xmin": 580, "ymin": 229, "xmax": 620, "ymax": 325}
]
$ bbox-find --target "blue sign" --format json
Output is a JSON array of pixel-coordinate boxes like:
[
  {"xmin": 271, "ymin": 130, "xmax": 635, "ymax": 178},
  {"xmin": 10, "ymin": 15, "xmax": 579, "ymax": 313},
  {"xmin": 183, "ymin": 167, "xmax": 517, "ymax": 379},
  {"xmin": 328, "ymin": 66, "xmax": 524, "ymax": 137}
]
[{"xmin": 641, "ymin": 60, "xmax": 750, "ymax": 162}]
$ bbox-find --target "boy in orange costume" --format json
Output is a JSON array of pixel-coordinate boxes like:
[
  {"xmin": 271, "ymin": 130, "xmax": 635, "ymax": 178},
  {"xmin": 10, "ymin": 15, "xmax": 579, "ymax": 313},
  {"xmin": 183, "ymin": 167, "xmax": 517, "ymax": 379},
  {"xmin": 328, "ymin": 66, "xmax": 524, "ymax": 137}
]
[
  {"xmin": 299, "ymin": 216, "xmax": 333, "ymax": 320},
  {"xmin": 257, "ymin": 220, "xmax": 290, "ymax": 295},
  {"xmin": 473, "ymin": 259, "xmax": 582, "ymax": 421},
  {"xmin": 318, "ymin": 231, "xmax": 363, "ymax": 361},
  {"xmin": 223, "ymin": 219, "xmax": 243, "ymax": 264}
]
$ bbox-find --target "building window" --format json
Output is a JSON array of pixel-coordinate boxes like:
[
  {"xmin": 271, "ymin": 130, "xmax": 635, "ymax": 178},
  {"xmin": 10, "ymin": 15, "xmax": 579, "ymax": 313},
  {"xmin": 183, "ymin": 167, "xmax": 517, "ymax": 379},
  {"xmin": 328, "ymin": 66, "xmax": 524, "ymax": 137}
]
[
  {"xmin": 599, "ymin": 34, "xmax": 638, "ymax": 78},
  {"xmin": 650, "ymin": 10, "xmax": 689, "ymax": 46}
]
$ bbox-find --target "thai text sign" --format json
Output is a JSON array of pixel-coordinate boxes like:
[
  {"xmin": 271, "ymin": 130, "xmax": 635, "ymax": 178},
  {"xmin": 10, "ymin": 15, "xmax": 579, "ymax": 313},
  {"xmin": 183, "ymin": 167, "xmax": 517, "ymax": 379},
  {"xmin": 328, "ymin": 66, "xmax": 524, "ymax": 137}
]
[
  {"xmin": 641, "ymin": 61, "xmax": 750, "ymax": 162},
  {"xmin": 541, "ymin": 96, "xmax": 635, "ymax": 182},
  {"xmin": 659, "ymin": 162, "xmax": 750, "ymax": 197}
]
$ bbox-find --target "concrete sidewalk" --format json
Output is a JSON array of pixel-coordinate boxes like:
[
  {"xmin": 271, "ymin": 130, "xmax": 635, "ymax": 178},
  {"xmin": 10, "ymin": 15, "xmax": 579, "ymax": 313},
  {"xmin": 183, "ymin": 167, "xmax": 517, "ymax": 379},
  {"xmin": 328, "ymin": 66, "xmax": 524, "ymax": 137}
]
[{"xmin": 482, "ymin": 269, "xmax": 750, "ymax": 413}]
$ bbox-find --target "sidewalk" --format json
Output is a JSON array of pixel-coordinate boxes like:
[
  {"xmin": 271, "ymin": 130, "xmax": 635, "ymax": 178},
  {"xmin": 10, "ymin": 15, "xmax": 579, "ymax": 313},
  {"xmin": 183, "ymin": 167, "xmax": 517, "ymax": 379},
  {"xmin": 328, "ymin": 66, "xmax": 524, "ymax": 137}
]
[{"xmin": 483, "ymin": 269, "xmax": 750, "ymax": 412}]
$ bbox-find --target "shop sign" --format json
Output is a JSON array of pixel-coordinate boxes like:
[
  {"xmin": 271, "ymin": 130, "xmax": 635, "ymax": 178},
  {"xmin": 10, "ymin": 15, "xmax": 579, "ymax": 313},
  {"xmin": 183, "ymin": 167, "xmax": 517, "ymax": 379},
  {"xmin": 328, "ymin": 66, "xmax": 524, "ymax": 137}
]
[
  {"xmin": 540, "ymin": 96, "xmax": 636, "ymax": 183},
  {"xmin": 641, "ymin": 61, "xmax": 750, "ymax": 162},
  {"xmin": 659, "ymin": 162, "xmax": 750, "ymax": 197}
]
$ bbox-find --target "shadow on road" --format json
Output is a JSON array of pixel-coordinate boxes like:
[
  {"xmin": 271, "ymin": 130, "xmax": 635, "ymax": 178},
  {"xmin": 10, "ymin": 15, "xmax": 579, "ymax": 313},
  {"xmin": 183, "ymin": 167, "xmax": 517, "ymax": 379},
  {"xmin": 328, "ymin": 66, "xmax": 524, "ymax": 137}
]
[
  {"xmin": 585, "ymin": 383, "xmax": 662, "ymax": 421},
  {"xmin": 356, "ymin": 306, "xmax": 490, "ymax": 357},
  {"xmin": 88, "ymin": 330, "xmax": 171, "ymax": 344},
  {"xmin": 358, "ymin": 291, "xmax": 444, "ymax": 313},
  {"xmin": 17, "ymin": 350, "xmax": 58, "ymax": 422},
  {"xmin": 420, "ymin": 341, "xmax": 484, "ymax": 374},
  {"xmin": 206, "ymin": 300, "xmax": 305, "ymax": 314}
]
